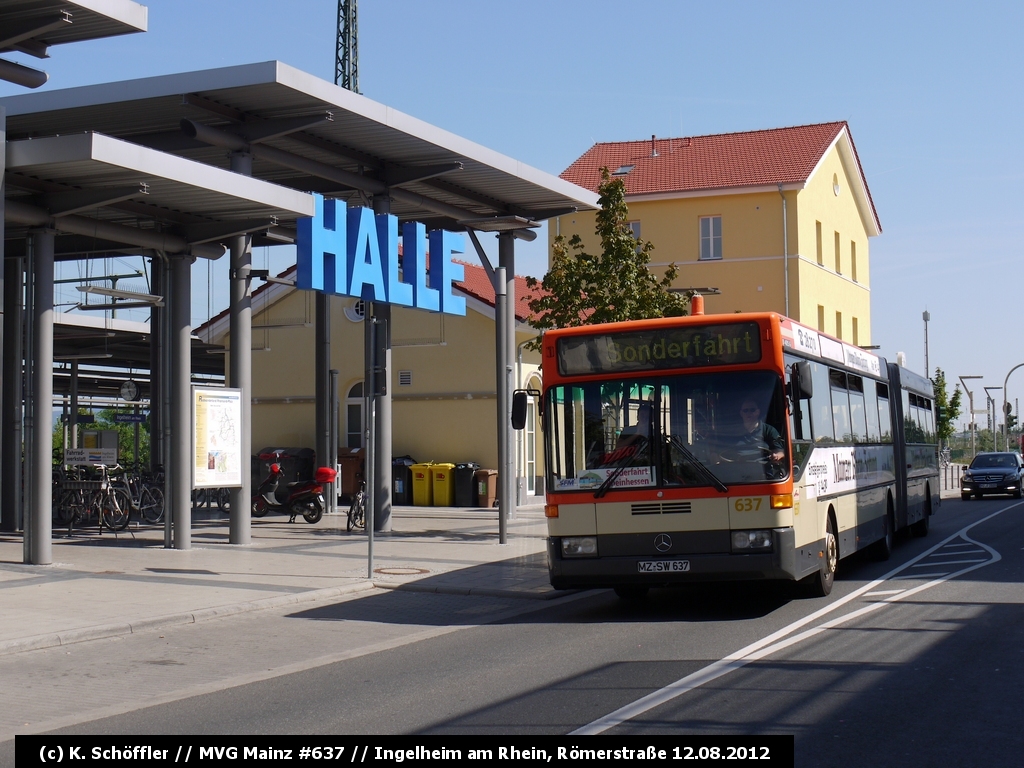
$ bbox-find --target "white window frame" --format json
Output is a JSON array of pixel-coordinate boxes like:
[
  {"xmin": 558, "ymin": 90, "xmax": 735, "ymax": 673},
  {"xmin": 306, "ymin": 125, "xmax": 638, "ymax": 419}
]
[{"xmin": 699, "ymin": 215, "xmax": 722, "ymax": 260}]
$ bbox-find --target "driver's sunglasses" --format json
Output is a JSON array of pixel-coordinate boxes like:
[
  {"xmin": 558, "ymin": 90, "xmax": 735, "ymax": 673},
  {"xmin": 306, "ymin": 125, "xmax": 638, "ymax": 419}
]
[{"xmin": 740, "ymin": 407, "xmax": 759, "ymax": 414}]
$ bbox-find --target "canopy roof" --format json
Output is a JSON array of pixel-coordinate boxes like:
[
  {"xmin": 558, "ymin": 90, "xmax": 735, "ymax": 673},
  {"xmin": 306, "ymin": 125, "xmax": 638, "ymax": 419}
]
[{"xmin": 2, "ymin": 60, "xmax": 598, "ymax": 243}]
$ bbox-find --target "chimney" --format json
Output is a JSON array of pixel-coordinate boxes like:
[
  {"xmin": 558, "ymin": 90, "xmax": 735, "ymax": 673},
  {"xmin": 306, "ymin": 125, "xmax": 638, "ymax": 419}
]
[{"xmin": 651, "ymin": 134, "xmax": 658, "ymax": 157}]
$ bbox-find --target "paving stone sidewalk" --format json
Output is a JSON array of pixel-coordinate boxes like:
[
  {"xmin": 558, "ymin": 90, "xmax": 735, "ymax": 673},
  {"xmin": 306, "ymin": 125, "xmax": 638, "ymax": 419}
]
[{"xmin": 0, "ymin": 504, "xmax": 555, "ymax": 656}]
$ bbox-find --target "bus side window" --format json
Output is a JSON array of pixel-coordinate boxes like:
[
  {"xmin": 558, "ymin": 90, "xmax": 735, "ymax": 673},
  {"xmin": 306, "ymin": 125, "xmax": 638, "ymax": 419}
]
[
  {"xmin": 810, "ymin": 361, "xmax": 834, "ymax": 443},
  {"xmin": 922, "ymin": 397, "xmax": 935, "ymax": 442},
  {"xmin": 848, "ymin": 375, "xmax": 868, "ymax": 443},
  {"xmin": 877, "ymin": 382, "xmax": 892, "ymax": 443},
  {"xmin": 785, "ymin": 355, "xmax": 812, "ymax": 441},
  {"xmin": 864, "ymin": 377, "xmax": 881, "ymax": 441},
  {"xmin": 830, "ymin": 370, "xmax": 852, "ymax": 442}
]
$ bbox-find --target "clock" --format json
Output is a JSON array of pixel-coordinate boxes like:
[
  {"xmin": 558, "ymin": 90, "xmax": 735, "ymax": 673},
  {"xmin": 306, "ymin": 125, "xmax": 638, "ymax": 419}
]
[{"xmin": 120, "ymin": 380, "xmax": 140, "ymax": 402}]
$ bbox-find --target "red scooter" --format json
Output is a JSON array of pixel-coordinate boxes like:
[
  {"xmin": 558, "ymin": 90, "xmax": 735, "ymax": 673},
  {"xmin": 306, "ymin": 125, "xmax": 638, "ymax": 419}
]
[{"xmin": 251, "ymin": 462, "xmax": 337, "ymax": 524}]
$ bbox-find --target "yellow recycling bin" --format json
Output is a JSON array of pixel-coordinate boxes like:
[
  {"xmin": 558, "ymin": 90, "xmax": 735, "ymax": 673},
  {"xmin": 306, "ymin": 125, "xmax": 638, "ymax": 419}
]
[
  {"xmin": 411, "ymin": 462, "xmax": 434, "ymax": 506},
  {"xmin": 431, "ymin": 463, "xmax": 456, "ymax": 506}
]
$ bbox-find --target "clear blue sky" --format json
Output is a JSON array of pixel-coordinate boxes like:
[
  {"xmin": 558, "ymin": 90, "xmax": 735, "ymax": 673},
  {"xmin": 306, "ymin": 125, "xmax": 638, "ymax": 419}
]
[{"xmin": 2, "ymin": 0, "xmax": 1021, "ymax": 427}]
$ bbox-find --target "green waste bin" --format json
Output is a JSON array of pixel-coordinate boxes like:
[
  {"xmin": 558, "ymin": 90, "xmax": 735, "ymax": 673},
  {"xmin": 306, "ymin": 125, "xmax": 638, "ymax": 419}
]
[
  {"xmin": 431, "ymin": 463, "xmax": 456, "ymax": 506},
  {"xmin": 411, "ymin": 462, "xmax": 434, "ymax": 506}
]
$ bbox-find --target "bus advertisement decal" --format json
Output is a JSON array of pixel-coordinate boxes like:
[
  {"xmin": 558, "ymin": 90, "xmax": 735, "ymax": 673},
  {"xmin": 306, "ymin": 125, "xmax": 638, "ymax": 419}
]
[
  {"xmin": 558, "ymin": 467, "xmax": 656, "ymax": 492},
  {"xmin": 804, "ymin": 446, "xmax": 897, "ymax": 499}
]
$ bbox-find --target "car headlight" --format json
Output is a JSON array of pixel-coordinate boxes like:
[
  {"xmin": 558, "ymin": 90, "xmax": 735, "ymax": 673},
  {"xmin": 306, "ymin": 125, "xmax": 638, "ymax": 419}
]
[
  {"xmin": 561, "ymin": 536, "xmax": 598, "ymax": 558},
  {"xmin": 731, "ymin": 530, "xmax": 773, "ymax": 552}
]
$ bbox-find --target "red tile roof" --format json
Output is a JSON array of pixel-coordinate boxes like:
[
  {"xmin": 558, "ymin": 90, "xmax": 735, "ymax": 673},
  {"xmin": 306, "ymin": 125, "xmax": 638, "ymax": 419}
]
[
  {"xmin": 453, "ymin": 259, "xmax": 545, "ymax": 323},
  {"xmin": 562, "ymin": 121, "xmax": 859, "ymax": 190}
]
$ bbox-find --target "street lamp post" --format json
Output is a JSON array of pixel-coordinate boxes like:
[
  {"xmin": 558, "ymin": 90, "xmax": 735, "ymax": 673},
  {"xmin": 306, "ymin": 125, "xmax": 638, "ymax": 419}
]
[
  {"xmin": 960, "ymin": 376, "xmax": 983, "ymax": 459},
  {"xmin": 923, "ymin": 311, "xmax": 930, "ymax": 379},
  {"xmin": 985, "ymin": 386, "xmax": 1002, "ymax": 452},
  {"xmin": 1003, "ymin": 364, "xmax": 1024, "ymax": 451}
]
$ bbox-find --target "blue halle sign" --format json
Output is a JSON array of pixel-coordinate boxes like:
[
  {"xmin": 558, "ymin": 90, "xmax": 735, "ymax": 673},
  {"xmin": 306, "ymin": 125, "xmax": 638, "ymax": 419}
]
[{"xmin": 296, "ymin": 194, "xmax": 467, "ymax": 316}]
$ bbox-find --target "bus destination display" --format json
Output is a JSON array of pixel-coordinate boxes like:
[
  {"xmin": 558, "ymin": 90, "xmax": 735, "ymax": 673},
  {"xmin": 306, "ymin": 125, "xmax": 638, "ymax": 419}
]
[{"xmin": 557, "ymin": 322, "xmax": 762, "ymax": 376}]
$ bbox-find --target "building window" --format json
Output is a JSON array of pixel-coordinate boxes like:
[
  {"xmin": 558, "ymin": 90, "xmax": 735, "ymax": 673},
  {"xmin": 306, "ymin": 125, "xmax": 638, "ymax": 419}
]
[
  {"xmin": 852, "ymin": 317, "xmax": 860, "ymax": 346},
  {"xmin": 699, "ymin": 216, "xmax": 722, "ymax": 260},
  {"xmin": 346, "ymin": 382, "xmax": 364, "ymax": 449},
  {"xmin": 834, "ymin": 231, "xmax": 841, "ymax": 273},
  {"xmin": 851, "ymin": 241, "xmax": 858, "ymax": 282},
  {"xmin": 817, "ymin": 305, "xmax": 825, "ymax": 332},
  {"xmin": 816, "ymin": 222, "xmax": 823, "ymax": 265},
  {"xmin": 836, "ymin": 311, "xmax": 843, "ymax": 340}
]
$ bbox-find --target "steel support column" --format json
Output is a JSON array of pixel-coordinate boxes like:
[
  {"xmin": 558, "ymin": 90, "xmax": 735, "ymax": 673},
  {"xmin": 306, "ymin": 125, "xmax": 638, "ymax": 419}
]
[
  {"xmin": 28, "ymin": 228, "xmax": 54, "ymax": 564},
  {"xmin": 494, "ymin": 267, "xmax": 507, "ymax": 544},
  {"xmin": 170, "ymin": 255, "xmax": 193, "ymax": 550},
  {"xmin": 498, "ymin": 232, "xmax": 517, "ymax": 522},
  {"xmin": 228, "ymin": 151, "xmax": 253, "ymax": 544},
  {"xmin": 1, "ymin": 254, "xmax": 22, "ymax": 534},
  {"xmin": 371, "ymin": 193, "xmax": 392, "ymax": 531},
  {"xmin": 316, "ymin": 290, "xmax": 331, "ymax": 514}
]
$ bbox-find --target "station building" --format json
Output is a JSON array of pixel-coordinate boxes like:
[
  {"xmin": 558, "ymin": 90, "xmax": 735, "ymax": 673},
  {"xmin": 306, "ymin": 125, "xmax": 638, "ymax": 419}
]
[{"xmin": 555, "ymin": 122, "xmax": 882, "ymax": 345}]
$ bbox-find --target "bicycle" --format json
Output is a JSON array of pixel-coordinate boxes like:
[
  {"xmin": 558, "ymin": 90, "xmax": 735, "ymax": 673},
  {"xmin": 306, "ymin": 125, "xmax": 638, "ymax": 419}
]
[
  {"xmin": 56, "ymin": 465, "xmax": 131, "ymax": 535},
  {"xmin": 347, "ymin": 481, "xmax": 366, "ymax": 532},
  {"xmin": 109, "ymin": 464, "xmax": 165, "ymax": 524}
]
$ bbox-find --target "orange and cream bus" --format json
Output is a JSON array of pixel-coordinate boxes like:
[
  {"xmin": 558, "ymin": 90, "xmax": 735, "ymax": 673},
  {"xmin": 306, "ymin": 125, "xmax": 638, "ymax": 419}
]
[{"xmin": 534, "ymin": 307, "xmax": 938, "ymax": 598}]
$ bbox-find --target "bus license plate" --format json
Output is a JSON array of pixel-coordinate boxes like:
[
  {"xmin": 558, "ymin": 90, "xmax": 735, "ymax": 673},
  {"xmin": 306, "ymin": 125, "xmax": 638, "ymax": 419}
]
[{"xmin": 638, "ymin": 560, "xmax": 690, "ymax": 573}]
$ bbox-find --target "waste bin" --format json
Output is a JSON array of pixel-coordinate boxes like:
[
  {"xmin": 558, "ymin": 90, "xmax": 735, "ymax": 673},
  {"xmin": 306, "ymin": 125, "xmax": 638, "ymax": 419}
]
[
  {"xmin": 392, "ymin": 455, "xmax": 416, "ymax": 506},
  {"xmin": 474, "ymin": 468, "xmax": 498, "ymax": 508},
  {"xmin": 337, "ymin": 448, "xmax": 365, "ymax": 501},
  {"xmin": 454, "ymin": 462, "xmax": 480, "ymax": 507},
  {"xmin": 431, "ymin": 463, "xmax": 456, "ymax": 506},
  {"xmin": 411, "ymin": 462, "xmax": 434, "ymax": 506}
]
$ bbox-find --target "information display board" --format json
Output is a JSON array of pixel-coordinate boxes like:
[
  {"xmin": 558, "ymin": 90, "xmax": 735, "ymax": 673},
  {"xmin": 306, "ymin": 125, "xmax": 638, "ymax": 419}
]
[{"xmin": 192, "ymin": 386, "xmax": 243, "ymax": 489}]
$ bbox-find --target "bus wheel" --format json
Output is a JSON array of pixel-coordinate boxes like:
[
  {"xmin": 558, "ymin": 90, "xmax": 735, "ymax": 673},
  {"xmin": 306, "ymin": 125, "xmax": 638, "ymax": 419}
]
[
  {"xmin": 614, "ymin": 585, "xmax": 650, "ymax": 601},
  {"xmin": 872, "ymin": 501, "xmax": 895, "ymax": 561},
  {"xmin": 911, "ymin": 494, "xmax": 931, "ymax": 538},
  {"xmin": 802, "ymin": 517, "xmax": 837, "ymax": 598}
]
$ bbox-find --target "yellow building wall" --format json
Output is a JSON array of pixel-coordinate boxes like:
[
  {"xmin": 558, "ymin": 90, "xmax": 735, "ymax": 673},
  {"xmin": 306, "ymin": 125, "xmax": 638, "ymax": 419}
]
[
  {"xmin": 549, "ymin": 142, "xmax": 875, "ymax": 343},
  {"xmin": 222, "ymin": 287, "xmax": 540, "ymax": 470},
  {"xmin": 792, "ymin": 145, "xmax": 873, "ymax": 344}
]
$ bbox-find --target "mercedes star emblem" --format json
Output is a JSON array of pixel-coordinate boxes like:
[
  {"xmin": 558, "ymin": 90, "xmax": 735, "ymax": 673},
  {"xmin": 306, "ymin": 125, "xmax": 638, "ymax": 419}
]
[{"xmin": 654, "ymin": 534, "xmax": 673, "ymax": 553}]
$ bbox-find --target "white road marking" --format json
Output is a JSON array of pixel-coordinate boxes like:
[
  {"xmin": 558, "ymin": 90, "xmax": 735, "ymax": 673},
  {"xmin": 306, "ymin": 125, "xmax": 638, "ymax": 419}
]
[
  {"xmin": 863, "ymin": 589, "xmax": 906, "ymax": 596},
  {"xmin": 572, "ymin": 501, "xmax": 1017, "ymax": 735},
  {"xmin": 911, "ymin": 559, "xmax": 987, "ymax": 567}
]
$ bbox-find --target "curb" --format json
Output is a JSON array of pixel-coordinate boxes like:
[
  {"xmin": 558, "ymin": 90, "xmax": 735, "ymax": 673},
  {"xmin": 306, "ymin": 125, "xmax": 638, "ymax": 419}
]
[
  {"xmin": 374, "ymin": 581, "xmax": 573, "ymax": 600},
  {"xmin": 0, "ymin": 580, "xmax": 377, "ymax": 658}
]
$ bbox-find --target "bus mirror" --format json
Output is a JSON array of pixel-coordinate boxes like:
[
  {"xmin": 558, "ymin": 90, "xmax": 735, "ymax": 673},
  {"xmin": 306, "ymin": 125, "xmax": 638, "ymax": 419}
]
[
  {"xmin": 511, "ymin": 388, "xmax": 541, "ymax": 430},
  {"xmin": 791, "ymin": 361, "xmax": 814, "ymax": 400},
  {"xmin": 512, "ymin": 391, "xmax": 528, "ymax": 430}
]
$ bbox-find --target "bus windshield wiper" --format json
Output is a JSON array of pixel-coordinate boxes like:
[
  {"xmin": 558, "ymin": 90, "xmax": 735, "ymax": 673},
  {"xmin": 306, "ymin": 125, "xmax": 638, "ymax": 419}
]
[
  {"xmin": 594, "ymin": 437, "xmax": 649, "ymax": 499},
  {"xmin": 669, "ymin": 434, "xmax": 729, "ymax": 493}
]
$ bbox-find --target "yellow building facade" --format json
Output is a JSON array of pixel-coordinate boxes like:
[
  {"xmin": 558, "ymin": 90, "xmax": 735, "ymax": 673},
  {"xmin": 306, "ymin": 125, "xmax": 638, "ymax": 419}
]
[{"xmin": 555, "ymin": 122, "xmax": 881, "ymax": 345}]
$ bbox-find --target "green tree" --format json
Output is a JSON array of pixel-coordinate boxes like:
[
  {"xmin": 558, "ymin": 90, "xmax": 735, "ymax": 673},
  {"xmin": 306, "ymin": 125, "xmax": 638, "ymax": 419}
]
[
  {"xmin": 932, "ymin": 368, "xmax": 962, "ymax": 445},
  {"xmin": 525, "ymin": 168, "xmax": 689, "ymax": 344},
  {"xmin": 52, "ymin": 408, "xmax": 150, "ymax": 468}
]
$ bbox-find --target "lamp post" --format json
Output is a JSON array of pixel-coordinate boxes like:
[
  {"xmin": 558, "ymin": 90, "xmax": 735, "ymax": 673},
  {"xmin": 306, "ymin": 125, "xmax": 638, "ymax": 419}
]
[
  {"xmin": 985, "ymin": 386, "xmax": 1002, "ymax": 452},
  {"xmin": 960, "ymin": 376, "xmax": 982, "ymax": 459},
  {"xmin": 1003, "ymin": 364, "xmax": 1024, "ymax": 451},
  {"xmin": 922, "ymin": 311, "xmax": 930, "ymax": 379}
]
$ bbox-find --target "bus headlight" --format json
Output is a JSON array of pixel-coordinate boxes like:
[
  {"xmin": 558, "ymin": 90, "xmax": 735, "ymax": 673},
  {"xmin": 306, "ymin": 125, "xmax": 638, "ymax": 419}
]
[
  {"xmin": 731, "ymin": 530, "xmax": 773, "ymax": 552},
  {"xmin": 561, "ymin": 536, "xmax": 598, "ymax": 558}
]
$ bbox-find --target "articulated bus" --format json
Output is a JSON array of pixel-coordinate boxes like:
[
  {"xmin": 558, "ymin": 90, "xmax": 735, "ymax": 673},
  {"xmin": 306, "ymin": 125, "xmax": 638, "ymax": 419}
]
[{"xmin": 538, "ymin": 310, "xmax": 939, "ymax": 598}]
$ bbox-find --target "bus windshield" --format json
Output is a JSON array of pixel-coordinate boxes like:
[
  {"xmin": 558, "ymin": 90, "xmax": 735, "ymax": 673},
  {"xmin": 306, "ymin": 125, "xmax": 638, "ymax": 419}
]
[{"xmin": 545, "ymin": 370, "xmax": 789, "ymax": 493}]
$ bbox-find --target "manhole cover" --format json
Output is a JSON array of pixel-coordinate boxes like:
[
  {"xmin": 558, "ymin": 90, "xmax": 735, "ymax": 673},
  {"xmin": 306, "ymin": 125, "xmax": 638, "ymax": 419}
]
[{"xmin": 374, "ymin": 567, "xmax": 429, "ymax": 575}]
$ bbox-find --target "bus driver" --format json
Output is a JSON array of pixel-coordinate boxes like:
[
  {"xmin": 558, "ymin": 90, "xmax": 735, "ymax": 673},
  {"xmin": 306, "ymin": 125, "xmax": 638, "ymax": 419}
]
[{"xmin": 737, "ymin": 398, "xmax": 785, "ymax": 462}]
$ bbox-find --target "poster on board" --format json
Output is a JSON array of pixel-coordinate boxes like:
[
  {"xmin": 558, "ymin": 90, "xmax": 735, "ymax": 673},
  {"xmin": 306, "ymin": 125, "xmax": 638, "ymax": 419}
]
[{"xmin": 192, "ymin": 386, "xmax": 243, "ymax": 489}]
